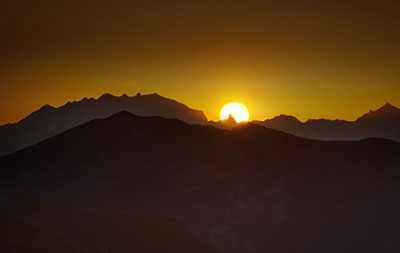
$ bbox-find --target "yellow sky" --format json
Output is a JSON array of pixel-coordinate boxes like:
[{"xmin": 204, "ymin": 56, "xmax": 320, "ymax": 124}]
[{"xmin": 1, "ymin": 0, "xmax": 399, "ymax": 124}]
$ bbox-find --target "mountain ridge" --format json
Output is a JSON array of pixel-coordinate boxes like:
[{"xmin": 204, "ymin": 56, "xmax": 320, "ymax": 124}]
[
  {"xmin": 0, "ymin": 93, "xmax": 207, "ymax": 156},
  {"xmin": 261, "ymin": 103, "xmax": 400, "ymax": 124},
  {"xmin": 2, "ymin": 97, "xmax": 400, "ymax": 156},
  {"xmin": 255, "ymin": 103, "xmax": 400, "ymax": 141}
]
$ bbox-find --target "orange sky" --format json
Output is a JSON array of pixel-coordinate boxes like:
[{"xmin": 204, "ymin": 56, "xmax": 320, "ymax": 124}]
[{"xmin": 1, "ymin": 0, "xmax": 400, "ymax": 125}]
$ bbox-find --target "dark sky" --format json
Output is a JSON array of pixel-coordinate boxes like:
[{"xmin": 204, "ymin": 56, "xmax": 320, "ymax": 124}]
[{"xmin": 1, "ymin": 0, "xmax": 400, "ymax": 124}]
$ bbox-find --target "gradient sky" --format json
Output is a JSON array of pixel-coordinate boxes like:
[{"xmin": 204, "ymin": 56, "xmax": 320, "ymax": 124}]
[{"xmin": 1, "ymin": 0, "xmax": 400, "ymax": 124}]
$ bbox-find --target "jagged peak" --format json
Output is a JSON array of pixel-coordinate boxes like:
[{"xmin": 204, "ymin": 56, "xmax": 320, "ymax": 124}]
[
  {"xmin": 98, "ymin": 93, "xmax": 116, "ymax": 100},
  {"xmin": 380, "ymin": 102, "xmax": 398, "ymax": 111},
  {"xmin": 20, "ymin": 104, "xmax": 56, "ymax": 123},
  {"xmin": 359, "ymin": 102, "xmax": 400, "ymax": 120},
  {"xmin": 95, "ymin": 92, "xmax": 167, "ymax": 101},
  {"xmin": 226, "ymin": 114, "xmax": 237, "ymax": 123},
  {"xmin": 40, "ymin": 104, "xmax": 55, "ymax": 110},
  {"xmin": 148, "ymin": 92, "xmax": 161, "ymax": 97}
]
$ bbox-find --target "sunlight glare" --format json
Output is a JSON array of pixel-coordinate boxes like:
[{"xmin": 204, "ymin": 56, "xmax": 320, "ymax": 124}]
[{"xmin": 220, "ymin": 102, "xmax": 250, "ymax": 123}]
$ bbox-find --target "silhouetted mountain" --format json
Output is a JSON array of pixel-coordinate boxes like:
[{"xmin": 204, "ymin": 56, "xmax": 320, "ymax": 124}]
[
  {"xmin": 3, "ymin": 202, "xmax": 216, "ymax": 253},
  {"xmin": 254, "ymin": 114, "xmax": 303, "ymax": 134},
  {"xmin": 208, "ymin": 114, "xmax": 240, "ymax": 129},
  {"xmin": 358, "ymin": 103, "xmax": 400, "ymax": 120},
  {"xmin": 1, "ymin": 112, "xmax": 400, "ymax": 252},
  {"xmin": 255, "ymin": 103, "xmax": 400, "ymax": 141},
  {"xmin": 0, "ymin": 207, "xmax": 88, "ymax": 253},
  {"xmin": 0, "ymin": 93, "xmax": 207, "ymax": 156}
]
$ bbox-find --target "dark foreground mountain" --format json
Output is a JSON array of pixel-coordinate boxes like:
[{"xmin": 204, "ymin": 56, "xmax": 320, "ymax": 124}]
[
  {"xmin": 2, "ymin": 202, "xmax": 215, "ymax": 253},
  {"xmin": 0, "ymin": 93, "xmax": 207, "ymax": 156},
  {"xmin": 1, "ymin": 112, "xmax": 400, "ymax": 252},
  {"xmin": 255, "ymin": 103, "xmax": 400, "ymax": 141},
  {"xmin": 0, "ymin": 207, "xmax": 87, "ymax": 253}
]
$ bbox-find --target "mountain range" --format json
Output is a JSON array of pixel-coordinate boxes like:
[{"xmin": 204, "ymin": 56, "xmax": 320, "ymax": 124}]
[
  {"xmin": 254, "ymin": 103, "xmax": 400, "ymax": 141},
  {"xmin": 0, "ymin": 93, "xmax": 207, "ymax": 156},
  {"xmin": 1, "ymin": 111, "xmax": 399, "ymax": 252},
  {"xmin": 2, "ymin": 94, "xmax": 399, "ymax": 157}
]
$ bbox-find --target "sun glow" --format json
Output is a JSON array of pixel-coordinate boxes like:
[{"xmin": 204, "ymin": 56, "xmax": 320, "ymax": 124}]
[{"xmin": 220, "ymin": 102, "xmax": 250, "ymax": 123}]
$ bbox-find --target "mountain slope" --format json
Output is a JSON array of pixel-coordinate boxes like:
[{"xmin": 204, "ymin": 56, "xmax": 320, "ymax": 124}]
[
  {"xmin": 255, "ymin": 103, "xmax": 400, "ymax": 141},
  {"xmin": 4, "ymin": 202, "xmax": 216, "ymax": 253},
  {"xmin": 1, "ymin": 112, "xmax": 400, "ymax": 252},
  {"xmin": 0, "ymin": 207, "xmax": 88, "ymax": 253},
  {"xmin": 0, "ymin": 93, "xmax": 207, "ymax": 156}
]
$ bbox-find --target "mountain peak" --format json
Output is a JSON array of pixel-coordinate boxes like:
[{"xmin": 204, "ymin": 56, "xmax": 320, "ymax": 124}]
[
  {"xmin": 208, "ymin": 114, "xmax": 239, "ymax": 129},
  {"xmin": 358, "ymin": 103, "xmax": 400, "ymax": 121},
  {"xmin": 270, "ymin": 114, "xmax": 301, "ymax": 123},
  {"xmin": 149, "ymin": 92, "xmax": 161, "ymax": 97},
  {"xmin": 40, "ymin": 104, "xmax": 55, "ymax": 110},
  {"xmin": 109, "ymin": 110, "xmax": 135, "ymax": 118},
  {"xmin": 218, "ymin": 114, "xmax": 238, "ymax": 128},
  {"xmin": 380, "ymin": 102, "xmax": 398, "ymax": 111},
  {"xmin": 98, "ymin": 93, "xmax": 116, "ymax": 100},
  {"xmin": 227, "ymin": 114, "xmax": 237, "ymax": 123}
]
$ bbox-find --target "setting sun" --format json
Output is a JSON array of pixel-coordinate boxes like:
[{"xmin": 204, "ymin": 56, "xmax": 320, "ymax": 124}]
[{"xmin": 220, "ymin": 102, "xmax": 250, "ymax": 123}]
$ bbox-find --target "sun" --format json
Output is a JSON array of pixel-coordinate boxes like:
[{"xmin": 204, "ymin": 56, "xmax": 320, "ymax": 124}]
[{"xmin": 220, "ymin": 102, "xmax": 250, "ymax": 123}]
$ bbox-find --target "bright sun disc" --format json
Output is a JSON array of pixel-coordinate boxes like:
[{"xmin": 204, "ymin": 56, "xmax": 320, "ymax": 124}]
[{"xmin": 220, "ymin": 102, "xmax": 250, "ymax": 123}]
